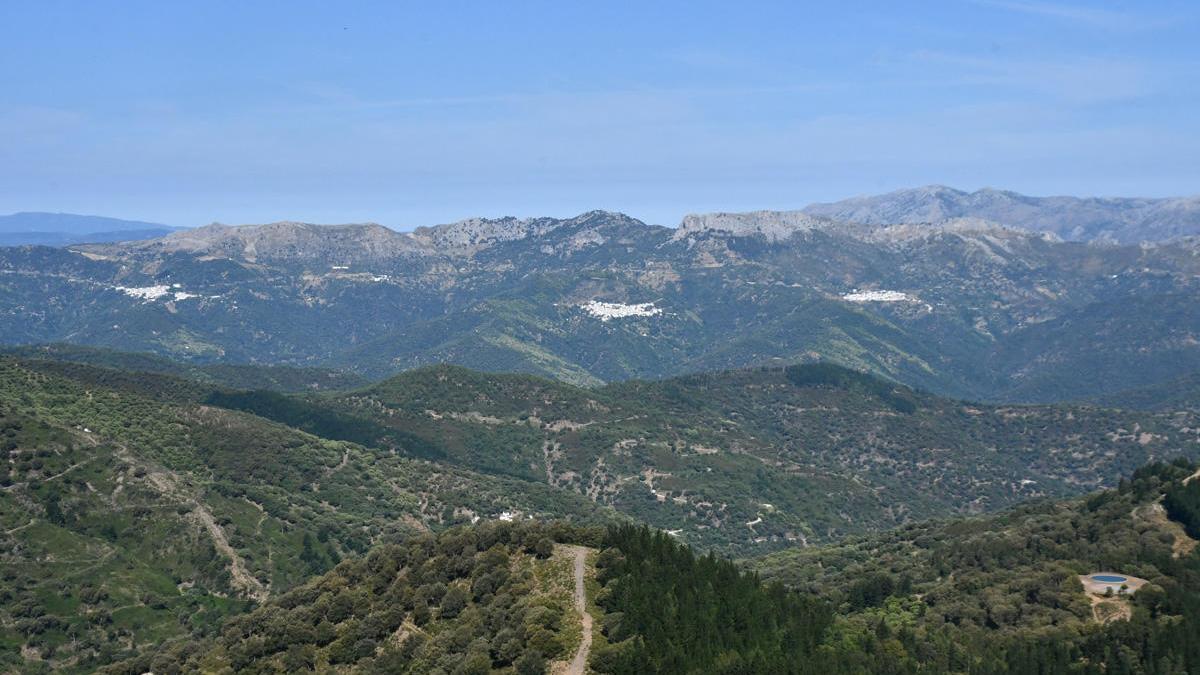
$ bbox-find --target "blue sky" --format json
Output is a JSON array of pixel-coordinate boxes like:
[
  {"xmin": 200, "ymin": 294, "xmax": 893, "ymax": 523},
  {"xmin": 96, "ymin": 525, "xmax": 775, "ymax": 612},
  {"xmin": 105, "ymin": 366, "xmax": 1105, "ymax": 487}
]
[{"xmin": 1, "ymin": 1, "xmax": 1197, "ymax": 228}]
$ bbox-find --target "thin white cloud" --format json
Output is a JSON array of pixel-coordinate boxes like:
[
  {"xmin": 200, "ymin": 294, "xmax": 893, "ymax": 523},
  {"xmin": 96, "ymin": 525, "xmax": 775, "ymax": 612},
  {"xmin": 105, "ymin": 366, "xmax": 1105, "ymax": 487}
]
[
  {"xmin": 0, "ymin": 106, "xmax": 86, "ymax": 137},
  {"xmin": 971, "ymin": 0, "xmax": 1162, "ymax": 29},
  {"xmin": 906, "ymin": 50, "xmax": 1152, "ymax": 104},
  {"xmin": 289, "ymin": 81, "xmax": 843, "ymax": 114}
]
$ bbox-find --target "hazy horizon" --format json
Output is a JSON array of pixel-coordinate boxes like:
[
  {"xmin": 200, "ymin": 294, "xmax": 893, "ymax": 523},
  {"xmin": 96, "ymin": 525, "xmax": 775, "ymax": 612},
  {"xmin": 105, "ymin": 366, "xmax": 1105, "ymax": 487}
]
[
  {"xmin": 3, "ymin": 1, "xmax": 1198, "ymax": 228},
  {"xmin": 8, "ymin": 179, "xmax": 1200, "ymax": 233}
]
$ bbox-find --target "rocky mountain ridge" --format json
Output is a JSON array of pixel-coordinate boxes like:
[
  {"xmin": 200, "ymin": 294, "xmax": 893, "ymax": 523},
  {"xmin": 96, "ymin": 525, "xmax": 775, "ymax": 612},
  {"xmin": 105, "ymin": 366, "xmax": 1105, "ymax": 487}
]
[
  {"xmin": 76, "ymin": 205, "xmax": 1066, "ymax": 265},
  {"xmin": 5, "ymin": 201, "xmax": 1200, "ymax": 404},
  {"xmin": 94, "ymin": 210, "xmax": 650, "ymax": 262},
  {"xmin": 69, "ymin": 179, "xmax": 1200, "ymax": 263},
  {"xmin": 144, "ymin": 220, "xmax": 421, "ymax": 262}
]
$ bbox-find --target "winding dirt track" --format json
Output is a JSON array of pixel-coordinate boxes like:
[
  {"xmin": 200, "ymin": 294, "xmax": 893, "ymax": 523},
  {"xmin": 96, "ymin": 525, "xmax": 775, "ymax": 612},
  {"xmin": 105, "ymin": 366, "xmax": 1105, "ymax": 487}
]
[{"xmin": 564, "ymin": 545, "xmax": 593, "ymax": 675}]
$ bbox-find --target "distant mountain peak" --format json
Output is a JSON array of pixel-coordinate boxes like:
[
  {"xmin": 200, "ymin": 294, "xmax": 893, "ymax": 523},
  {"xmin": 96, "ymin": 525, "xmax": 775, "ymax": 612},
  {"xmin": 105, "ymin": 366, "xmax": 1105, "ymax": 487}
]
[
  {"xmin": 128, "ymin": 220, "xmax": 420, "ymax": 262},
  {"xmin": 803, "ymin": 186, "xmax": 1200, "ymax": 243},
  {"xmin": 862, "ymin": 217, "xmax": 1057, "ymax": 244},
  {"xmin": 0, "ymin": 211, "xmax": 179, "ymax": 246},
  {"xmin": 0, "ymin": 211, "xmax": 169, "ymax": 234},
  {"xmin": 75, "ymin": 211, "xmax": 653, "ymax": 261},
  {"xmin": 413, "ymin": 210, "xmax": 645, "ymax": 253},
  {"xmin": 672, "ymin": 208, "xmax": 1031, "ymax": 244},
  {"xmin": 914, "ymin": 184, "xmax": 968, "ymax": 197},
  {"xmin": 413, "ymin": 215, "xmax": 544, "ymax": 252}
]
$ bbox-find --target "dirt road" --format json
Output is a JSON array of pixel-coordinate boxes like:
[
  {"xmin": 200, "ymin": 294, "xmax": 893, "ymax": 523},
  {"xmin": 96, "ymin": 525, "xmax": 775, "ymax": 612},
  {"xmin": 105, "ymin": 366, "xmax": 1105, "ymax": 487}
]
[{"xmin": 564, "ymin": 545, "xmax": 593, "ymax": 675}]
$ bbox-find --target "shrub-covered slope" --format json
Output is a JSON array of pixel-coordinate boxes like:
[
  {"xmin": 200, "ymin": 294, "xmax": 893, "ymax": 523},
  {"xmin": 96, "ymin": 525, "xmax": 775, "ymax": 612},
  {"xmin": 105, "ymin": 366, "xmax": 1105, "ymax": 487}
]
[
  {"xmin": 113, "ymin": 522, "xmax": 842, "ymax": 675},
  {"xmin": 294, "ymin": 363, "xmax": 1200, "ymax": 552},
  {"xmin": 1, "ymin": 343, "xmax": 369, "ymax": 392},
  {"xmin": 7, "ymin": 348, "xmax": 1200, "ymax": 671},
  {"xmin": 0, "ymin": 359, "xmax": 607, "ymax": 672},
  {"xmin": 750, "ymin": 460, "xmax": 1200, "ymax": 673},
  {"xmin": 105, "ymin": 522, "xmax": 601, "ymax": 675},
  {"xmin": 113, "ymin": 464, "xmax": 1200, "ymax": 675}
]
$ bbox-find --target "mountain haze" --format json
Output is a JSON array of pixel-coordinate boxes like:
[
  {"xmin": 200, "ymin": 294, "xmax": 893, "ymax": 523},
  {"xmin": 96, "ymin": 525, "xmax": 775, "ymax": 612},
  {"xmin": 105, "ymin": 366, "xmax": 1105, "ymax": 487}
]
[
  {"xmin": 0, "ymin": 212, "xmax": 179, "ymax": 247},
  {"xmin": 802, "ymin": 185, "xmax": 1200, "ymax": 243}
]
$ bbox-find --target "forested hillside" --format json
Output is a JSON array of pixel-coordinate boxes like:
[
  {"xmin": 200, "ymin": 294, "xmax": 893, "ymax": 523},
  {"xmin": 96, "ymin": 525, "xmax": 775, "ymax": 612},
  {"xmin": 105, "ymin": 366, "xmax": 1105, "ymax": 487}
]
[
  {"xmin": 751, "ymin": 460, "xmax": 1200, "ymax": 673},
  {"xmin": 11, "ymin": 348, "xmax": 1200, "ymax": 555},
  {"xmin": 103, "ymin": 464, "xmax": 1200, "ymax": 674},
  {"xmin": 104, "ymin": 522, "xmax": 601, "ymax": 674},
  {"xmin": 110, "ymin": 522, "xmax": 842, "ymax": 675},
  {"xmin": 589, "ymin": 525, "xmax": 832, "ymax": 673},
  {"xmin": 593, "ymin": 466, "xmax": 1200, "ymax": 673},
  {"xmin": 1, "ymin": 344, "xmax": 368, "ymax": 392},
  {"xmin": 306, "ymin": 362, "xmax": 1200, "ymax": 552},
  {"xmin": 7, "ymin": 348, "xmax": 1200, "ymax": 671},
  {"xmin": 1091, "ymin": 371, "xmax": 1200, "ymax": 411},
  {"xmin": 0, "ymin": 359, "xmax": 608, "ymax": 672}
]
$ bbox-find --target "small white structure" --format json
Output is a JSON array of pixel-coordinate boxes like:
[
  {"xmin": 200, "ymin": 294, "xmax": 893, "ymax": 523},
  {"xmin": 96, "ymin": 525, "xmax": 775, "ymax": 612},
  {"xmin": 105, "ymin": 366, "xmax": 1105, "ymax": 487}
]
[
  {"xmin": 581, "ymin": 301, "xmax": 661, "ymax": 321},
  {"xmin": 115, "ymin": 284, "xmax": 201, "ymax": 302},
  {"xmin": 842, "ymin": 289, "xmax": 911, "ymax": 303},
  {"xmin": 115, "ymin": 285, "xmax": 173, "ymax": 301}
]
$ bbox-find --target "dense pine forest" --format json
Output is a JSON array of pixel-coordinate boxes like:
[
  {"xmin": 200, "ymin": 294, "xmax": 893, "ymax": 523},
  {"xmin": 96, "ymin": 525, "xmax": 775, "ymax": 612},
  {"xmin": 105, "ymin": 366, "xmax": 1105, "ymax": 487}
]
[
  {"xmin": 589, "ymin": 525, "xmax": 832, "ymax": 673},
  {"xmin": 1164, "ymin": 477, "xmax": 1200, "ymax": 539},
  {"xmin": 590, "ymin": 523, "xmax": 835, "ymax": 667}
]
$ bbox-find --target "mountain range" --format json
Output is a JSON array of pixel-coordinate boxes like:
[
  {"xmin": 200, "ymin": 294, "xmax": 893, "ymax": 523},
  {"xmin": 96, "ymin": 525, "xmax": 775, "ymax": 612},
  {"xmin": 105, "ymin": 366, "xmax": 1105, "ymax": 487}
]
[
  {"xmin": 2, "ymin": 193, "xmax": 1200, "ymax": 404},
  {"xmin": 0, "ymin": 212, "xmax": 180, "ymax": 247},
  {"xmin": 5, "ymin": 184, "xmax": 1200, "ymax": 669},
  {"xmin": 802, "ymin": 185, "xmax": 1200, "ymax": 244}
]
